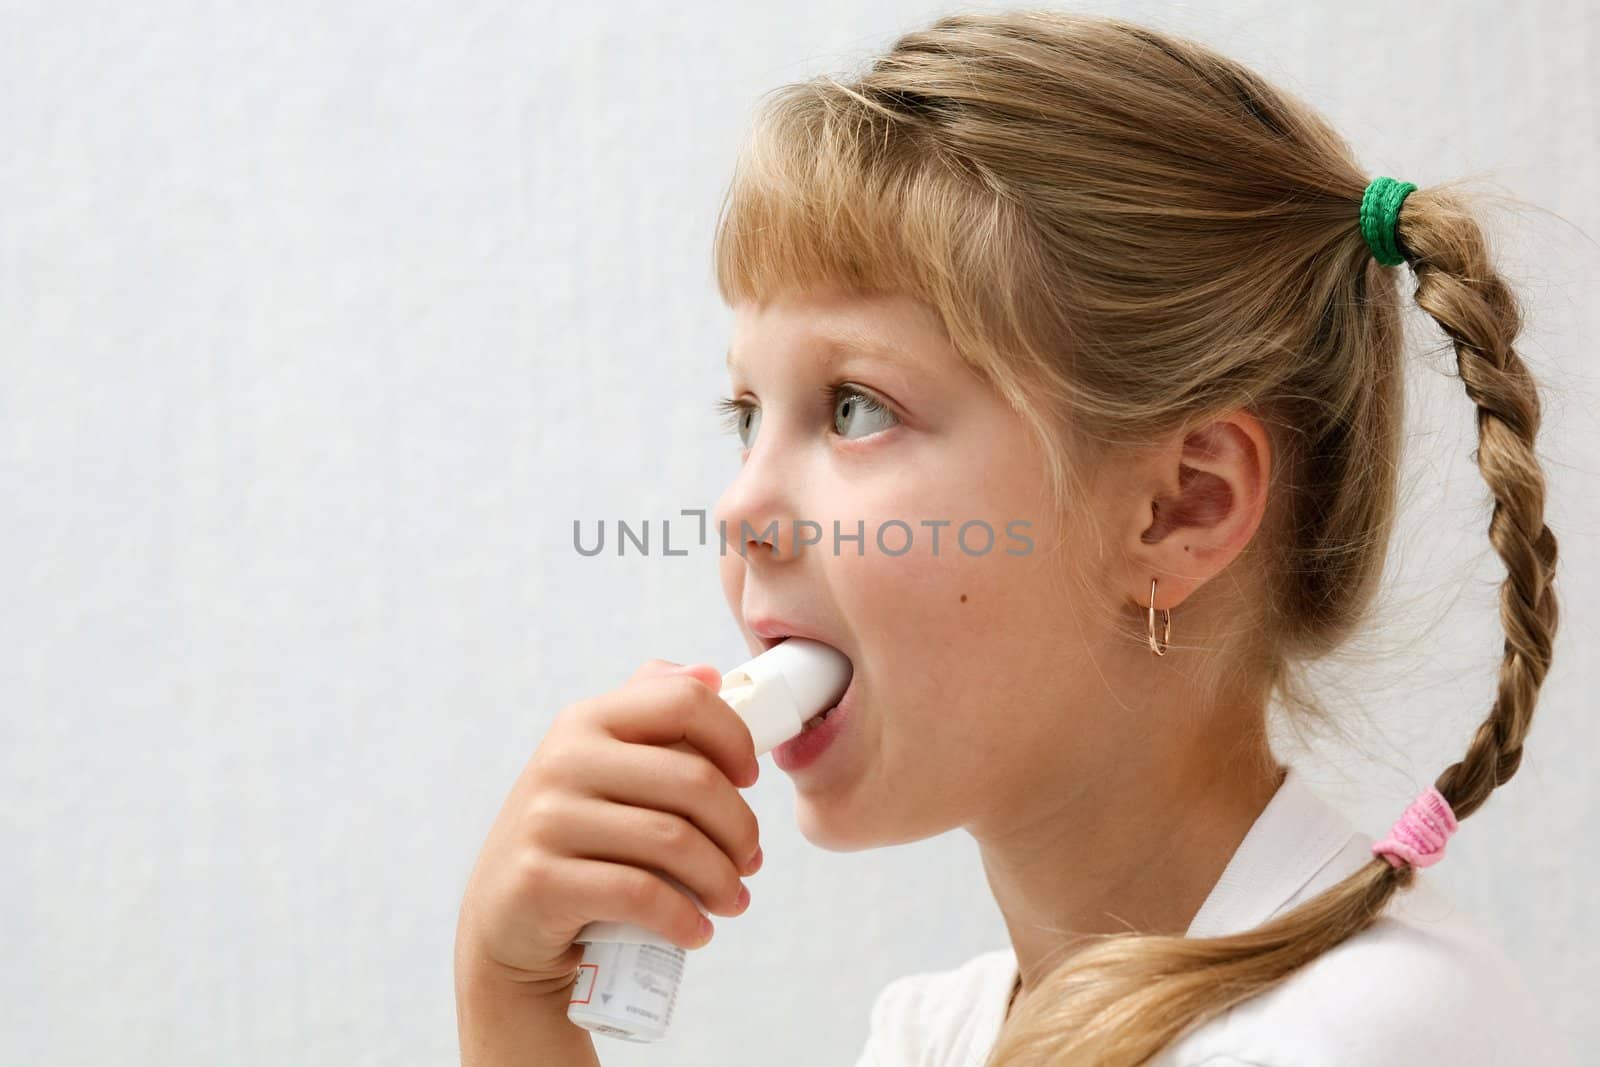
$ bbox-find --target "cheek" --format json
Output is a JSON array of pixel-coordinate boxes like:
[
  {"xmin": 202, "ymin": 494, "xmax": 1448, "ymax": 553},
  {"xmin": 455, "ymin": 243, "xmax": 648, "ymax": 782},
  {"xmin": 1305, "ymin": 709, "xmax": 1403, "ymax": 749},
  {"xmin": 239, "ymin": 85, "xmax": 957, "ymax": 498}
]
[
  {"xmin": 840, "ymin": 513, "xmax": 1083, "ymax": 737},
  {"xmin": 841, "ymin": 519, "xmax": 1045, "ymax": 632},
  {"xmin": 834, "ymin": 534, "xmax": 1033, "ymax": 716}
]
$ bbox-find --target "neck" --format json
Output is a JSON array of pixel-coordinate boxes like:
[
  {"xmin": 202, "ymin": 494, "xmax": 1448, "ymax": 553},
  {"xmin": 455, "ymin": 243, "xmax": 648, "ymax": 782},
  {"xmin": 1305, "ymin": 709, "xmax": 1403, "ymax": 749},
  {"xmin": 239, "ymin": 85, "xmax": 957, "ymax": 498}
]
[{"xmin": 979, "ymin": 744, "xmax": 1285, "ymax": 1005}]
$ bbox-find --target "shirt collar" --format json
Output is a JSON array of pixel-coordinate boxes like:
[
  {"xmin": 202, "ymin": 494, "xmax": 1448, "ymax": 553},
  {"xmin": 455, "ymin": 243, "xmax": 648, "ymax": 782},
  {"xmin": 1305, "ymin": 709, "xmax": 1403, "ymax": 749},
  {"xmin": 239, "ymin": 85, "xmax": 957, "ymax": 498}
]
[
  {"xmin": 990, "ymin": 765, "xmax": 1365, "ymax": 1048},
  {"xmin": 1184, "ymin": 762, "xmax": 1362, "ymax": 939}
]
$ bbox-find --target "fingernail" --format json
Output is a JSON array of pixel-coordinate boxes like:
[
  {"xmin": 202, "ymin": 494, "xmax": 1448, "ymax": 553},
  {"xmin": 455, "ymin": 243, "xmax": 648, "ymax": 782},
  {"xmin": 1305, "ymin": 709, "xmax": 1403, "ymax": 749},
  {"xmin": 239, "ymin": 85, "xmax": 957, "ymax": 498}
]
[
  {"xmin": 736, "ymin": 884, "xmax": 750, "ymax": 911},
  {"xmin": 744, "ymin": 845, "xmax": 763, "ymax": 874},
  {"xmin": 698, "ymin": 915, "xmax": 715, "ymax": 944}
]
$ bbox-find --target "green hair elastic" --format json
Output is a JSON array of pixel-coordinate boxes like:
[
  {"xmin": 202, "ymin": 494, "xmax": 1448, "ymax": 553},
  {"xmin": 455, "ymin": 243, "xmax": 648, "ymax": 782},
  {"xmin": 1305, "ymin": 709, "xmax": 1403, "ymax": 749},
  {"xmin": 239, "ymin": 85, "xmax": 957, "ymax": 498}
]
[{"xmin": 1360, "ymin": 175, "xmax": 1418, "ymax": 267}]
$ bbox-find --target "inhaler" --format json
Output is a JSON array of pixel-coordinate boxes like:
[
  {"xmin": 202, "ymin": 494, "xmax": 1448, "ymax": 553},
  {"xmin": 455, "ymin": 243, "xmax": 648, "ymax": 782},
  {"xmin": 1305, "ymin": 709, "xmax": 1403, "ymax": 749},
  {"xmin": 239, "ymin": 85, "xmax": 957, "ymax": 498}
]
[{"xmin": 566, "ymin": 637, "xmax": 852, "ymax": 1042}]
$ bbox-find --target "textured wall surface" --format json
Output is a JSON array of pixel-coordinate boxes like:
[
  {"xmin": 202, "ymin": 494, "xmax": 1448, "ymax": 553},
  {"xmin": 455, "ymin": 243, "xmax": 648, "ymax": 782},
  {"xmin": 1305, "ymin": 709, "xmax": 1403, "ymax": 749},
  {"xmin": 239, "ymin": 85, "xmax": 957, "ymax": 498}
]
[{"xmin": 3, "ymin": 2, "xmax": 1596, "ymax": 1064}]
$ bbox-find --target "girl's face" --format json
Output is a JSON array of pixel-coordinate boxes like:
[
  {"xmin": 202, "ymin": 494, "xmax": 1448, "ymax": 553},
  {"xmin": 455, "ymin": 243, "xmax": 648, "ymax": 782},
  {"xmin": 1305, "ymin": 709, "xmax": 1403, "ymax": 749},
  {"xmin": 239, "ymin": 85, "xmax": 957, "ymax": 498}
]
[{"xmin": 713, "ymin": 287, "xmax": 1135, "ymax": 851}]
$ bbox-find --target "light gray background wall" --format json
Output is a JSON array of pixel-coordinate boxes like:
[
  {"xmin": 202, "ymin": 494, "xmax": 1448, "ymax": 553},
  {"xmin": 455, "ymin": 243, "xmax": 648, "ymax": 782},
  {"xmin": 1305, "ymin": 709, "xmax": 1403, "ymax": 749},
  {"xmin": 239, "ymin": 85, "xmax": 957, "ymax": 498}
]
[{"xmin": 3, "ymin": 1, "xmax": 1596, "ymax": 1064}]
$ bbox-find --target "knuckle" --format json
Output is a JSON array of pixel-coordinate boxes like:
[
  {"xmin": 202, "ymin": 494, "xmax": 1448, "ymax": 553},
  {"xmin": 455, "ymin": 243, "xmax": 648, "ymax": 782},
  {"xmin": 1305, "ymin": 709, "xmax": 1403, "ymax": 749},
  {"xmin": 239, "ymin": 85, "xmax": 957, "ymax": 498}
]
[
  {"xmin": 524, "ymin": 790, "xmax": 561, "ymax": 829},
  {"xmin": 535, "ymin": 729, "xmax": 581, "ymax": 771},
  {"xmin": 686, "ymin": 758, "xmax": 722, "ymax": 795},
  {"xmin": 646, "ymin": 810, "xmax": 692, "ymax": 851},
  {"xmin": 630, "ymin": 658, "xmax": 673, "ymax": 683},
  {"xmin": 651, "ymin": 671, "xmax": 689, "ymax": 698},
  {"xmin": 514, "ymin": 848, "xmax": 552, "ymax": 898},
  {"xmin": 660, "ymin": 672, "xmax": 706, "ymax": 709},
  {"xmin": 553, "ymin": 696, "xmax": 592, "ymax": 728},
  {"xmin": 522, "ymin": 795, "xmax": 571, "ymax": 850},
  {"xmin": 620, "ymin": 867, "xmax": 660, "ymax": 912}
]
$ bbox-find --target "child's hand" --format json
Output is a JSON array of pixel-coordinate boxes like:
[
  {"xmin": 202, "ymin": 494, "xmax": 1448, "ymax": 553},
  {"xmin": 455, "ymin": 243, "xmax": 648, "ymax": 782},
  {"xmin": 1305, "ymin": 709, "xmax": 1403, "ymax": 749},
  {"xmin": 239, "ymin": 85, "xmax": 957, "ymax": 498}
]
[{"xmin": 454, "ymin": 659, "xmax": 763, "ymax": 999}]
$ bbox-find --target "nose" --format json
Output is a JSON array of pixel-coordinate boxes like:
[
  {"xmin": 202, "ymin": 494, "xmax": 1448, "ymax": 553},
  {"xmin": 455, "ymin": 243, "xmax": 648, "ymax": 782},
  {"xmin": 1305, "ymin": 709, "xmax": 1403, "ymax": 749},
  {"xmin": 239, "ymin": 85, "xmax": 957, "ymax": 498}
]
[{"xmin": 712, "ymin": 448, "xmax": 800, "ymax": 564}]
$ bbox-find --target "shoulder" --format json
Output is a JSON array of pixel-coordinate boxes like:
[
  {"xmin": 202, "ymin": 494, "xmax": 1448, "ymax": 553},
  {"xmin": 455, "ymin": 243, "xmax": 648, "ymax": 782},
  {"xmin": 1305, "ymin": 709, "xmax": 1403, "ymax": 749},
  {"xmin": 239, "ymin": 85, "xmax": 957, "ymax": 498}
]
[
  {"xmin": 1162, "ymin": 880, "xmax": 1576, "ymax": 1067},
  {"xmin": 853, "ymin": 947, "xmax": 1014, "ymax": 1067}
]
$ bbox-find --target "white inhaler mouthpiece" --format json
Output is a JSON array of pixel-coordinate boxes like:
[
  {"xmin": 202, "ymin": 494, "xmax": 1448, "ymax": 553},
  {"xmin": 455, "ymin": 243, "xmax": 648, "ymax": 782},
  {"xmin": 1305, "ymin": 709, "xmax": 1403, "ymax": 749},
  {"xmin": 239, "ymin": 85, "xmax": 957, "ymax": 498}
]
[{"xmin": 567, "ymin": 638, "xmax": 852, "ymax": 1043}]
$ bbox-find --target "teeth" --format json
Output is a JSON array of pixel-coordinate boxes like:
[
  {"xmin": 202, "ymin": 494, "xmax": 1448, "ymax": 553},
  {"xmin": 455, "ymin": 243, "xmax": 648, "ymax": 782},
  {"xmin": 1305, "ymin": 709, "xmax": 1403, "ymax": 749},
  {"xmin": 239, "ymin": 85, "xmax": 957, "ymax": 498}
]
[{"xmin": 801, "ymin": 707, "xmax": 834, "ymax": 731}]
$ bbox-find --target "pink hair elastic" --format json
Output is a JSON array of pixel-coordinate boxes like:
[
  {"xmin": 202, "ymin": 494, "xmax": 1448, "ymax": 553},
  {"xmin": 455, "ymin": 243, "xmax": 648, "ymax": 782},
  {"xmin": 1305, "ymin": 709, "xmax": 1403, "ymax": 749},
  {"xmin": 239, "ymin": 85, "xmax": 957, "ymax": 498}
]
[{"xmin": 1372, "ymin": 784, "xmax": 1460, "ymax": 869}]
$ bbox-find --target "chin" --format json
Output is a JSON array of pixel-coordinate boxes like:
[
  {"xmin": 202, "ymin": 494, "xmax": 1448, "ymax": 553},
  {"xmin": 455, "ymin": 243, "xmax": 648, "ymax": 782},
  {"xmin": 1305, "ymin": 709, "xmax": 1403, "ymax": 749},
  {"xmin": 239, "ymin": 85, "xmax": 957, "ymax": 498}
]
[{"xmin": 794, "ymin": 806, "xmax": 888, "ymax": 854}]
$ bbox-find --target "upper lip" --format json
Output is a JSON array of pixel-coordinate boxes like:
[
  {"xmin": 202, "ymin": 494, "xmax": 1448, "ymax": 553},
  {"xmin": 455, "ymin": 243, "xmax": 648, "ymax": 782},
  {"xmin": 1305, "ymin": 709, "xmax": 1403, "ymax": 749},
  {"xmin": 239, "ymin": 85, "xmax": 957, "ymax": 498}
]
[{"xmin": 745, "ymin": 615, "xmax": 834, "ymax": 653}]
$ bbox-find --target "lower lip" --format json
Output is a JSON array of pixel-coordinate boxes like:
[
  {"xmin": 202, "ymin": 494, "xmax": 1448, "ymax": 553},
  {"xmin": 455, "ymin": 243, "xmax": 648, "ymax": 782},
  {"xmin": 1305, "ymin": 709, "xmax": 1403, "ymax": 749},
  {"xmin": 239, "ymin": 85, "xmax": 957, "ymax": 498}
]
[{"xmin": 772, "ymin": 674, "xmax": 856, "ymax": 772}]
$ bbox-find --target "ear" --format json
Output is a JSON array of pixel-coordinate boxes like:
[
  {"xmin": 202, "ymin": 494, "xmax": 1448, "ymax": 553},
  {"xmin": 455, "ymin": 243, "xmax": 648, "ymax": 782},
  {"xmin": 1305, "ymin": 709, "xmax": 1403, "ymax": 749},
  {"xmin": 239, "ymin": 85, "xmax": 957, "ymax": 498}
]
[{"xmin": 1114, "ymin": 409, "xmax": 1273, "ymax": 613}]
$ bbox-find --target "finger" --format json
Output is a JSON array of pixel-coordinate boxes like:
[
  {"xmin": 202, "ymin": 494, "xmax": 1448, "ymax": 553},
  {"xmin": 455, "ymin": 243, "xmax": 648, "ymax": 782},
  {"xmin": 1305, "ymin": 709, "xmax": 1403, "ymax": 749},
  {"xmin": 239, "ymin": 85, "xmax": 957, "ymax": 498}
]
[
  {"xmin": 566, "ymin": 738, "xmax": 762, "ymax": 877},
  {"xmin": 542, "ymin": 792, "xmax": 751, "ymax": 918},
  {"xmin": 595, "ymin": 672, "xmax": 757, "ymax": 790},
  {"xmin": 556, "ymin": 855, "xmax": 720, "ymax": 951}
]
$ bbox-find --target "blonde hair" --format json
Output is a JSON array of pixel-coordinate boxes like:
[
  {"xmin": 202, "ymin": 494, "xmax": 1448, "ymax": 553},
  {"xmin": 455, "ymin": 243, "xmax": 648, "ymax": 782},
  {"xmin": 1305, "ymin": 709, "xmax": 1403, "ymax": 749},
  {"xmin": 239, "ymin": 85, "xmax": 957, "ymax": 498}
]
[{"xmin": 710, "ymin": 9, "xmax": 1562, "ymax": 1066}]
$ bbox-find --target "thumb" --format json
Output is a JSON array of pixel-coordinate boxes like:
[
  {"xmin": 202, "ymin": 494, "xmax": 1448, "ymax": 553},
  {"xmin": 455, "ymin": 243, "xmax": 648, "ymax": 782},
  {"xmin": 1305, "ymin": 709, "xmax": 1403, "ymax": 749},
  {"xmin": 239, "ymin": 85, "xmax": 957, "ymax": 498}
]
[{"xmin": 628, "ymin": 658, "xmax": 723, "ymax": 692}]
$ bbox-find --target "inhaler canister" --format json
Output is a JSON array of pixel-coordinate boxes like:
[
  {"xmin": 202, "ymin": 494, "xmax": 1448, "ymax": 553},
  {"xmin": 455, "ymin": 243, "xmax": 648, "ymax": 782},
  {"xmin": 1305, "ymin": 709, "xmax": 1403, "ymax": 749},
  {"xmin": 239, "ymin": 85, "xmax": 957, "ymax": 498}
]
[{"xmin": 567, "ymin": 638, "xmax": 853, "ymax": 1043}]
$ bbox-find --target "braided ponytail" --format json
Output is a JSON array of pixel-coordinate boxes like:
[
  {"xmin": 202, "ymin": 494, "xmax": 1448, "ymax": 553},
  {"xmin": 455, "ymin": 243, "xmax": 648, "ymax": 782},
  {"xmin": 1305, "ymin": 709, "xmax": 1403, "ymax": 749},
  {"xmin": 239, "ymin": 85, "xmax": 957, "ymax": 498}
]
[{"xmin": 1394, "ymin": 185, "xmax": 1562, "ymax": 826}]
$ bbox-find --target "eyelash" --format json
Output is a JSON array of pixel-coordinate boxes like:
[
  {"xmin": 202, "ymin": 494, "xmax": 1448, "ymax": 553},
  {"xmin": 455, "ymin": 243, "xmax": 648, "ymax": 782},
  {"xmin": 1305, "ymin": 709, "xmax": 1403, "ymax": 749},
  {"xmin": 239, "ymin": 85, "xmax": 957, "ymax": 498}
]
[{"xmin": 715, "ymin": 383, "xmax": 896, "ymax": 442}]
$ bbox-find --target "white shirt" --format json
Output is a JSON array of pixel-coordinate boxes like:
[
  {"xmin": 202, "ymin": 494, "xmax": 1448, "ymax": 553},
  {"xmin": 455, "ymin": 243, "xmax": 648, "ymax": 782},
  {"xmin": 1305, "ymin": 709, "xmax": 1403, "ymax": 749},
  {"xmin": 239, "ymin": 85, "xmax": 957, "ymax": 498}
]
[{"xmin": 850, "ymin": 765, "xmax": 1575, "ymax": 1067}]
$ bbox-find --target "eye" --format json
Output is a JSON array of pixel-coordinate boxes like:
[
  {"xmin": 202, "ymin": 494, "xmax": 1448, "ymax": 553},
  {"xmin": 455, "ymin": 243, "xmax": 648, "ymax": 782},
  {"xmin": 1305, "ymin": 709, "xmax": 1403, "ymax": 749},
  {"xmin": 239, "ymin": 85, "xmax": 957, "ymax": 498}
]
[
  {"xmin": 828, "ymin": 383, "xmax": 899, "ymax": 441},
  {"xmin": 715, "ymin": 382, "xmax": 900, "ymax": 451},
  {"xmin": 715, "ymin": 395, "xmax": 761, "ymax": 449}
]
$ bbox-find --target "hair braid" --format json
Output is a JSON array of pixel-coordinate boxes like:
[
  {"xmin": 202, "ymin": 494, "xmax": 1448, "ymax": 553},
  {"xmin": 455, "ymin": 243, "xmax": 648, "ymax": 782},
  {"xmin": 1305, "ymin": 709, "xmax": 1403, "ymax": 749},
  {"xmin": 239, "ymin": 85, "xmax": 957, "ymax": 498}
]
[{"xmin": 1399, "ymin": 185, "xmax": 1562, "ymax": 824}]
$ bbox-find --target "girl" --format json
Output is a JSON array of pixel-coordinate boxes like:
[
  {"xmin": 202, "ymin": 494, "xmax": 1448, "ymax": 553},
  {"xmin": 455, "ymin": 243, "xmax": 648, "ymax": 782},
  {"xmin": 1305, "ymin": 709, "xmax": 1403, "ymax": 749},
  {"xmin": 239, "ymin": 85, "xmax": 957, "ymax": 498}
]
[{"xmin": 454, "ymin": 10, "xmax": 1573, "ymax": 1066}]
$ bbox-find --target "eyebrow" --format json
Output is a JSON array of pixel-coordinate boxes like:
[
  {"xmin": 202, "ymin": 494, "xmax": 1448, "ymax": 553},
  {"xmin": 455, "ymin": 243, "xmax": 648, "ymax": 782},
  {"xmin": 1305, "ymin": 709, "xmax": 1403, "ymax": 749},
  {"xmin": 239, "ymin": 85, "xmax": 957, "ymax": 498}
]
[{"xmin": 725, "ymin": 330, "xmax": 913, "ymax": 373}]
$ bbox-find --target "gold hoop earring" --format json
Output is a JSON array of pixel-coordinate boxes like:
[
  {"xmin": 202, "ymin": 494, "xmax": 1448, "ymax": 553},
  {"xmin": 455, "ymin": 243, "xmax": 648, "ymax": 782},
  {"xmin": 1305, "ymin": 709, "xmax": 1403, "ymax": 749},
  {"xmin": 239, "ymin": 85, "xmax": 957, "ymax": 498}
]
[{"xmin": 1147, "ymin": 577, "xmax": 1171, "ymax": 656}]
